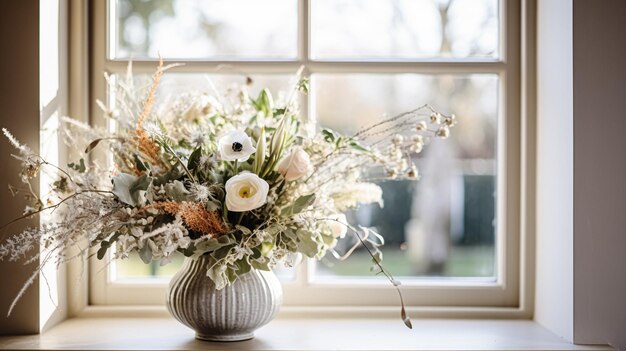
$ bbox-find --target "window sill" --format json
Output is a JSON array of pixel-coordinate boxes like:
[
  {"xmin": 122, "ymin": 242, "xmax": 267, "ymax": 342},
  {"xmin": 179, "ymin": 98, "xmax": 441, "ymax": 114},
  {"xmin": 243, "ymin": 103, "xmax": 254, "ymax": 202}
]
[{"xmin": 0, "ymin": 317, "xmax": 613, "ymax": 351}]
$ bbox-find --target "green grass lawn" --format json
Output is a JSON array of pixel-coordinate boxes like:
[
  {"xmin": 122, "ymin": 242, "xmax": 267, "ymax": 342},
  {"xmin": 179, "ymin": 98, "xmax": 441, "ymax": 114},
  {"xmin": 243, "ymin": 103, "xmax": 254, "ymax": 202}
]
[
  {"xmin": 116, "ymin": 245, "xmax": 494, "ymax": 280},
  {"xmin": 315, "ymin": 245, "xmax": 495, "ymax": 278}
]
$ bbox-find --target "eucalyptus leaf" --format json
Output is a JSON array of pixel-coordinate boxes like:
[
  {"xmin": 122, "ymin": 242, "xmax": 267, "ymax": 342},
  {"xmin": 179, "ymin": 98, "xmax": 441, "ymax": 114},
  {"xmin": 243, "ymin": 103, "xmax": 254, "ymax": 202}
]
[
  {"xmin": 296, "ymin": 229, "xmax": 323, "ymax": 258},
  {"xmin": 225, "ymin": 266, "xmax": 239, "ymax": 283},
  {"xmin": 138, "ymin": 243, "xmax": 152, "ymax": 264},
  {"xmin": 152, "ymin": 167, "xmax": 183, "ymax": 186},
  {"xmin": 130, "ymin": 174, "xmax": 151, "ymax": 194},
  {"xmin": 207, "ymin": 258, "xmax": 228, "ymax": 290},
  {"xmin": 181, "ymin": 243, "xmax": 197, "ymax": 257},
  {"xmin": 260, "ymin": 241, "xmax": 274, "ymax": 256},
  {"xmin": 191, "ymin": 236, "xmax": 235, "ymax": 258},
  {"xmin": 235, "ymin": 259, "xmax": 252, "ymax": 275},
  {"xmin": 281, "ymin": 193, "xmax": 316, "ymax": 216},
  {"xmin": 235, "ymin": 225, "xmax": 252, "ymax": 236},
  {"xmin": 251, "ymin": 259, "xmax": 271, "ymax": 271},
  {"xmin": 320, "ymin": 232, "xmax": 337, "ymax": 247},
  {"xmin": 164, "ymin": 180, "xmax": 192, "ymax": 201},
  {"xmin": 112, "ymin": 173, "xmax": 139, "ymax": 206}
]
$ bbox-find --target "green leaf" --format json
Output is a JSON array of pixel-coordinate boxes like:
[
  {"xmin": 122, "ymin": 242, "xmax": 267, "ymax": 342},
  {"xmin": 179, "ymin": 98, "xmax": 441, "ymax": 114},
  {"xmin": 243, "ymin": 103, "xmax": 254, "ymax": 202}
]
[
  {"xmin": 84, "ymin": 139, "xmax": 103, "ymax": 154},
  {"xmin": 281, "ymin": 228, "xmax": 297, "ymax": 241},
  {"xmin": 114, "ymin": 174, "xmax": 151, "ymax": 206},
  {"xmin": 112, "ymin": 173, "xmax": 139, "ymax": 206},
  {"xmin": 153, "ymin": 168, "xmax": 182, "ymax": 186},
  {"xmin": 68, "ymin": 158, "xmax": 86, "ymax": 173},
  {"xmin": 180, "ymin": 243, "xmax": 196, "ymax": 257},
  {"xmin": 253, "ymin": 128, "xmax": 266, "ymax": 175},
  {"xmin": 187, "ymin": 146, "xmax": 202, "ymax": 171},
  {"xmin": 349, "ymin": 140, "xmax": 370, "ymax": 153},
  {"xmin": 191, "ymin": 236, "xmax": 236, "ymax": 259},
  {"xmin": 206, "ymin": 257, "xmax": 228, "ymax": 289},
  {"xmin": 296, "ymin": 229, "xmax": 323, "ymax": 258},
  {"xmin": 322, "ymin": 129, "xmax": 336, "ymax": 143},
  {"xmin": 297, "ymin": 77, "xmax": 309, "ymax": 94},
  {"xmin": 281, "ymin": 193, "xmax": 316, "ymax": 216},
  {"xmin": 260, "ymin": 241, "xmax": 274, "ymax": 256},
  {"xmin": 235, "ymin": 225, "xmax": 252, "ymax": 236},
  {"xmin": 320, "ymin": 232, "xmax": 337, "ymax": 247},
  {"xmin": 371, "ymin": 249, "xmax": 383, "ymax": 266},
  {"xmin": 138, "ymin": 243, "xmax": 152, "ymax": 264},
  {"xmin": 97, "ymin": 243, "xmax": 108, "ymax": 260},
  {"xmin": 256, "ymin": 89, "xmax": 274, "ymax": 117},
  {"xmin": 164, "ymin": 180, "xmax": 192, "ymax": 202},
  {"xmin": 251, "ymin": 259, "xmax": 271, "ymax": 271},
  {"xmin": 134, "ymin": 154, "xmax": 148, "ymax": 172},
  {"xmin": 235, "ymin": 259, "xmax": 252, "ymax": 276},
  {"xmin": 129, "ymin": 174, "xmax": 150, "ymax": 194}
]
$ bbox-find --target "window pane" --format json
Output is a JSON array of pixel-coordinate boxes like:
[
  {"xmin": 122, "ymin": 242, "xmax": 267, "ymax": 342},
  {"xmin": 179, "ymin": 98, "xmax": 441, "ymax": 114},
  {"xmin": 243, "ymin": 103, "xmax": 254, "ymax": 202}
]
[
  {"xmin": 114, "ymin": 251, "xmax": 297, "ymax": 281},
  {"xmin": 312, "ymin": 74, "xmax": 498, "ymax": 279},
  {"xmin": 109, "ymin": 73, "xmax": 297, "ymax": 282},
  {"xmin": 112, "ymin": 0, "xmax": 297, "ymax": 59},
  {"xmin": 311, "ymin": 0, "xmax": 499, "ymax": 60}
]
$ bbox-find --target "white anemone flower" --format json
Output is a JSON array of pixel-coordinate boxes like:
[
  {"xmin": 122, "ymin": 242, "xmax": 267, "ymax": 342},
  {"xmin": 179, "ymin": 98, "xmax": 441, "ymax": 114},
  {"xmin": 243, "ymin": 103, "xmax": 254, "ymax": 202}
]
[{"xmin": 218, "ymin": 130, "xmax": 256, "ymax": 162}]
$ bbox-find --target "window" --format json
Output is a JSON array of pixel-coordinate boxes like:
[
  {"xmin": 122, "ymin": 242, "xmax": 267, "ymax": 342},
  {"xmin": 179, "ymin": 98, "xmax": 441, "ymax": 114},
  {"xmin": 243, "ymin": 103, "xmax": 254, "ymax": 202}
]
[{"xmin": 90, "ymin": 0, "xmax": 523, "ymax": 311}]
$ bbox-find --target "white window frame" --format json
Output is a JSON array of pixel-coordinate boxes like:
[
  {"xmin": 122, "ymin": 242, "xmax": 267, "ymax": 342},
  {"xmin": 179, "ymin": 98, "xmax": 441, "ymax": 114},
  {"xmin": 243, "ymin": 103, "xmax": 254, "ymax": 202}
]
[{"xmin": 79, "ymin": 0, "xmax": 534, "ymax": 318}]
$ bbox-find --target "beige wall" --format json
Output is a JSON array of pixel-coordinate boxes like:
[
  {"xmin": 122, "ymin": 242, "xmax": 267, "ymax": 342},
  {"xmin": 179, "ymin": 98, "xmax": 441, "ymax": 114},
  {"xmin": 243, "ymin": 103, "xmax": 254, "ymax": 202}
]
[
  {"xmin": 535, "ymin": 0, "xmax": 574, "ymax": 342},
  {"xmin": 0, "ymin": 0, "xmax": 41, "ymax": 335},
  {"xmin": 573, "ymin": 0, "xmax": 626, "ymax": 348}
]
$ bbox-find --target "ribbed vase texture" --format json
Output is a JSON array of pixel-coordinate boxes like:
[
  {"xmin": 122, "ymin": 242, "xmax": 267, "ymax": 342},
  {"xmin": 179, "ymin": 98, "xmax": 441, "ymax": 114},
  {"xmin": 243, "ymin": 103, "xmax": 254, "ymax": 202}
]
[{"xmin": 166, "ymin": 255, "xmax": 283, "ymax": 341}]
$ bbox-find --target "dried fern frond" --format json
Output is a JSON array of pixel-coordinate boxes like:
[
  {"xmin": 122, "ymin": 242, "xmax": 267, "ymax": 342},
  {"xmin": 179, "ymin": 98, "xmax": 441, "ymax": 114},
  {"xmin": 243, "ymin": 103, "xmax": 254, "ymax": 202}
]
[
  {"xmin": 134, "ymin": 57, "xmax": 165, "ymax": 167},
  {"xmin": 148, "ymin": 201, "xmax": 227, "ymax": 238}
]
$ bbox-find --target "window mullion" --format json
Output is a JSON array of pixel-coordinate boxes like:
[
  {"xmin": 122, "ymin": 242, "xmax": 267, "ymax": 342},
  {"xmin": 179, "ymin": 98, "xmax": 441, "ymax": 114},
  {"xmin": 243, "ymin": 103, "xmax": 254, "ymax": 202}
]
[
  {"xmin": 298, "ymin": 0, "xmax": 310, "ymax": 63},
  {"xmin": 102, "ymin": 60, "xmax": 508, "ymax": 75}
]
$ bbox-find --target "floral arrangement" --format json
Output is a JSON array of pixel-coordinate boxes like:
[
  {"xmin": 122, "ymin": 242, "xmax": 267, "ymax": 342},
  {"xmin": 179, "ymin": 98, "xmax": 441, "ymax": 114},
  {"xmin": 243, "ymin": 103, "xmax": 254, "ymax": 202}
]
[{"xmin": 0, "ymin": 60, "xmax": 456, "ymax": 326}]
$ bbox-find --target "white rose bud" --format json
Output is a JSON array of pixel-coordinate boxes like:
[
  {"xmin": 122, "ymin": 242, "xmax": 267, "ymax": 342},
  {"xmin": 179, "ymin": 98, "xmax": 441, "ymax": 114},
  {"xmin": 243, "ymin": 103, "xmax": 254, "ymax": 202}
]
[
  {"xmin": 225, "ymin": 172, "xmax": 269, "ymax": 212},
  {"xmin": 325, "ymin": 213, "xmax": 348, "ymax": 239},
  {"xmin": 218, "ymin": 130, "xmax": 256, "ymax": 162},
  {"xmin": 276, "ymin": 147, "xmax": 313, "ymax": 181}
]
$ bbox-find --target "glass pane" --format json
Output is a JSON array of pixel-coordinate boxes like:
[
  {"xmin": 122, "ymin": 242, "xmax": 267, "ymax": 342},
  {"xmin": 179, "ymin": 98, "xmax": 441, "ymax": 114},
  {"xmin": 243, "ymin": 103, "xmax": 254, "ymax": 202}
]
[
  {"xmin": 110, "ymin": 72, "xmax": 297, "ymax": 282},
  {"xmin": 312, "ymin": 74, "xmax": 498, "ymax": 279},
  {"xmin": 112, "ymin": 0, "xmax": 297, "ymax": 59},
  {"xmin": 311, "ymin": 0, "xmax": 499, "ymax": 59},
  {"xmin": 114, "ymin": 251, "xmax": 297, "ymax": 281}
]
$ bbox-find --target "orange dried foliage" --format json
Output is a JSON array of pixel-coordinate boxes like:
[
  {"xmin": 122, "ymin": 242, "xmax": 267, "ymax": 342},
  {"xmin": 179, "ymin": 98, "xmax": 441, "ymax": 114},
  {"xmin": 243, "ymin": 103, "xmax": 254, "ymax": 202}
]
[
  {"xmin": 134, "ymin": 57, "xmax": 164, "ymax": 166},
  {"xmin": 148, "ymin": 201, "xmax": 227, "ymax": 238}
]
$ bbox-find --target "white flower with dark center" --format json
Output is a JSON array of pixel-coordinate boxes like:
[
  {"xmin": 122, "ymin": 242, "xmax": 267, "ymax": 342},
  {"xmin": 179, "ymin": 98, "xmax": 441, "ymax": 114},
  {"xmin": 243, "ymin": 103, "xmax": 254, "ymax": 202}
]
[
  {"xmin": 218, "ymin": 130, "xmax": 256, "ymax": 162},
  {"xmin": 225, "ymin": 172, "xmax": 269, "ymax": 212}
]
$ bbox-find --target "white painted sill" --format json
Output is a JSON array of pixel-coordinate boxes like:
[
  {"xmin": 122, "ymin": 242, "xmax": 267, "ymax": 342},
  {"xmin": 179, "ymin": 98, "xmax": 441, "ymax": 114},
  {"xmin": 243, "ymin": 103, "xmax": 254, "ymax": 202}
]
[{"xmin": 0, "ymin": 317, "xmax": 613, "ymax": 351}]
